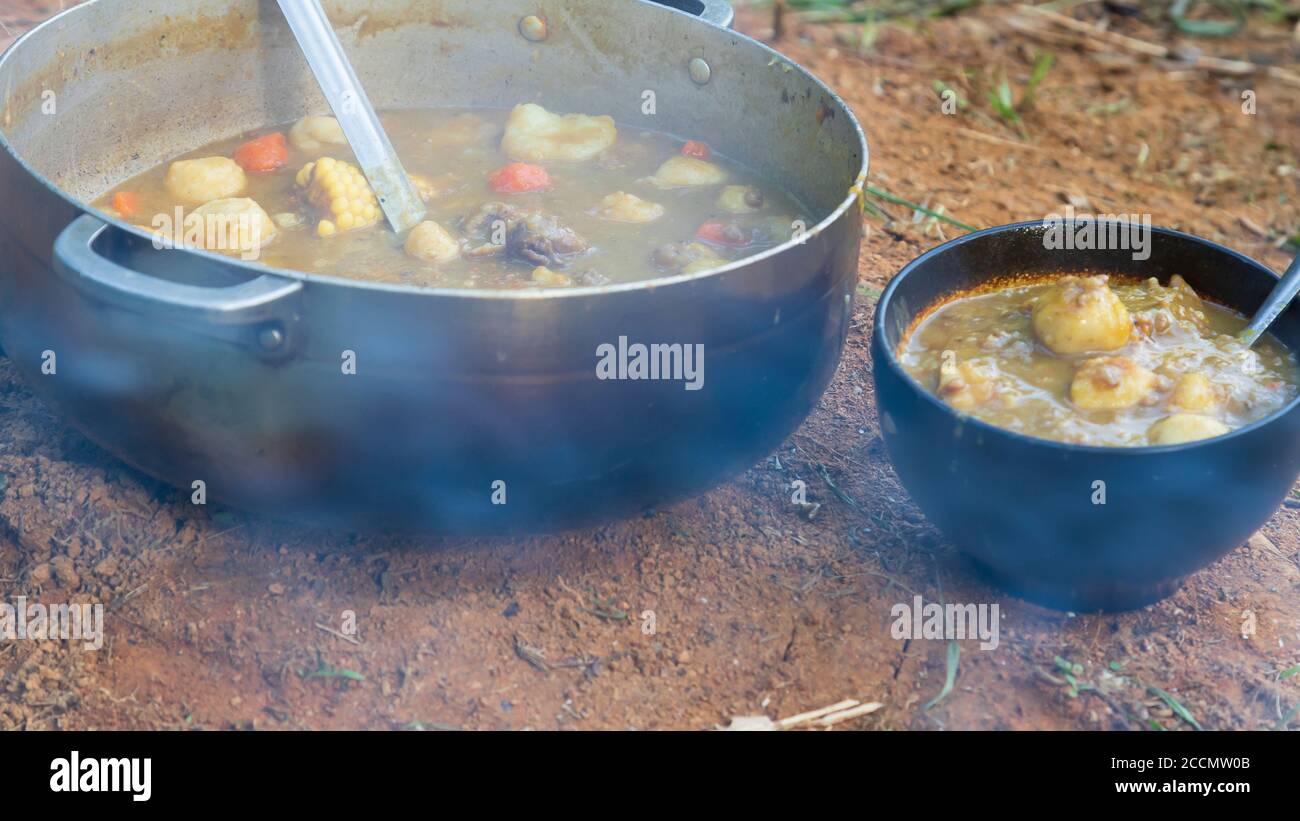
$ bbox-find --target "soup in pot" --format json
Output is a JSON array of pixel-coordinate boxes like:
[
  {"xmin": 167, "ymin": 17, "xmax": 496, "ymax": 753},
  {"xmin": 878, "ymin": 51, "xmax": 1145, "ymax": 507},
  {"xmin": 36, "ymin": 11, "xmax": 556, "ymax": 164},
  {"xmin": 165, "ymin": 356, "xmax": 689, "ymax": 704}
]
[{"xmin": 94, "ymin": 105, "xmax": 811, "ymax": 290}]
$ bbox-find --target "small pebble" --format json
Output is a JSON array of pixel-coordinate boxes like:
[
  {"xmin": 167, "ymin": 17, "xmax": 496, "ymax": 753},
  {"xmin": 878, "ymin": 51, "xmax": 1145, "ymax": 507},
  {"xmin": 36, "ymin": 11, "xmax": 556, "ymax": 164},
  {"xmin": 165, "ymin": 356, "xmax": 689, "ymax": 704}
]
[{"xmin": 50, "ymin": 556, "xmax": 80, "ymax": 588}]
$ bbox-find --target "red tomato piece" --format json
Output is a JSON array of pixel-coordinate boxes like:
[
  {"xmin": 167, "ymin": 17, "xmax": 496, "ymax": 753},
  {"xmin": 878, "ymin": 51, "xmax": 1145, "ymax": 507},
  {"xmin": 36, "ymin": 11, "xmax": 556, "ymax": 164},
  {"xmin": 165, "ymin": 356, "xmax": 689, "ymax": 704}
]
[
  {"xmin": 681, "ymin": 140, "xmax": 711, "ymax": 160},
  {"xmin": 696, "ymin": 219, "xmax": 750, "ymax": 247},
  {"xmin": 488, "ymin": 162, "xmax": 551, "ymax": 193}
]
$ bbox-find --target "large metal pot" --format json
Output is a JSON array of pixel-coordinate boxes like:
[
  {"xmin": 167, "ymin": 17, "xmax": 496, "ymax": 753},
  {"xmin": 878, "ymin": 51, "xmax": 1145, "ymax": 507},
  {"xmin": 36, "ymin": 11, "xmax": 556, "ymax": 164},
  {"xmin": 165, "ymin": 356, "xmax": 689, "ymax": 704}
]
[{"xmin": 0, "ymin": 0, "xmax": 867, "ymax": 531}]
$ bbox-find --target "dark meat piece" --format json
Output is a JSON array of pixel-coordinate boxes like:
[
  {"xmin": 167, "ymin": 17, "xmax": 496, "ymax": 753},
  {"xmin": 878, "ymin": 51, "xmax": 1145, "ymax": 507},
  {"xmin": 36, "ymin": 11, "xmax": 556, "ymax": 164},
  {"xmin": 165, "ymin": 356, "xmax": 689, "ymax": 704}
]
[
  {"xmin": 463, "ymin": 201, "xmax": 590, "ymax": 267},
  {"xmin": 652, "ymin": 243, "xmax": 693, "ymax": 271},
  {"xmin": 651, "ymin": 241, "xmax": 722, "ymax": 274},
  {"xmin": 509, "ymin": 215, "xmax": 588, "ymax": 266},
  {"xmin": 573, "ymin": 269, "xmax": 611, "ymax": 287}
]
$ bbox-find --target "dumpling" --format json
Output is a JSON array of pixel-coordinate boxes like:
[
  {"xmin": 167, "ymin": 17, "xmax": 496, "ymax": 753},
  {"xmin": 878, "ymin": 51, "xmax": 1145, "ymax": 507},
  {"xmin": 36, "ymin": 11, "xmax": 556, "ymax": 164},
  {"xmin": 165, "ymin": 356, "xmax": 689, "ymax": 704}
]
[
  {"xmin": 532, "ymin": 266, "xmax": 573, "ymax": 286},
  {"xmin": 1169, "ymin": 373, "xmax": 1218, "ymax": 412},
  {"xmin": 1148, "ymin": 413, "xmax": 1230, "ymax": 445},
  {"xmin": 500, "ymin": 103, "xmax": 617, "ymax": 163},
  {"xmin": 596, "ymin": 192, "xmax": 664, "ymax": 223},
  {"xmin": 1032, "ymin": 275, "xmax": 1131, "ymax": 354},
  {"xmin": 1070, "ymin": 356, "xmax": 1155, "ymax": 410},
  {"xmin": 289, "ymin": 115, "xmax": 348, "ymax": 154},
  {"xmin": 164, "ymin": 156, "xmax": 247, "ymax": 205},
  {"xmin": 186, "ymin": 197, "xmax": 276, "ymax": 256},
  {"xmin": 404, "ymin": 220, "xmax": 461, "ymax": 264},
  {"xmin": 645, "ymin": 156, "xmax": 727, "ymax": 189}
]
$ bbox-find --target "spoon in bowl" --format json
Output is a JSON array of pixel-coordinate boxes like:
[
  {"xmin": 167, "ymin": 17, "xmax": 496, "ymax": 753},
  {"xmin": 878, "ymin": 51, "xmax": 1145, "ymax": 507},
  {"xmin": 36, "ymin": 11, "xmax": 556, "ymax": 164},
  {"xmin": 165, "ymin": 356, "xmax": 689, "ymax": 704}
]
[
  {"xmin": 276, "ymin": 0, "xmax": 427, "ymax": 234},
  {"xmin": 1240, "ymin": 246, "xmax": 1300, "ymax": 347}
]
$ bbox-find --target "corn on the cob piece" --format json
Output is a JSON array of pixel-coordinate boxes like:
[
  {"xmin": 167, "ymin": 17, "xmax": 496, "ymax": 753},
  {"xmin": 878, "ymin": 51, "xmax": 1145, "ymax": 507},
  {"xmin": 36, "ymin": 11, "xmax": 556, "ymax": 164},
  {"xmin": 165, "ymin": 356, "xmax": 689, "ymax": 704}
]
[{"xmin": 295, "ymin": 157, "xmax": 381, "ymax": 237}]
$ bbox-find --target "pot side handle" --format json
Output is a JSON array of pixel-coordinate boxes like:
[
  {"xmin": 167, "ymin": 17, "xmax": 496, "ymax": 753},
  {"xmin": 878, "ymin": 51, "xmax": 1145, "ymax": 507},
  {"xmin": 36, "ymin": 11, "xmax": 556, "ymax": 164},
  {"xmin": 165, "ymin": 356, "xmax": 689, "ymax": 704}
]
[
  {"xmin": 54, "ymin": 212, "xmax": 302, "ymax": 322},
  {"xmin": 697, "ymin": 0, "xmax": 734, "ymax": 27},
  {"xmin": 648, "ymin": 0, "xmax": 734, "ymax": 28}
]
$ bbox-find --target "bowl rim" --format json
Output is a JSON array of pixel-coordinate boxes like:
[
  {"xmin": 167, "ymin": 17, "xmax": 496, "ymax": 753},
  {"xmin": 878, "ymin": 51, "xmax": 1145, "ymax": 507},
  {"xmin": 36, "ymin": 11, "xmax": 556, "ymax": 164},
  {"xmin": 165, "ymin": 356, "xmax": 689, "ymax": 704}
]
[
  {"xmin": 0, "ymin": 0, "xmax": 869, "ymax": 302},
  {"xmin": 873, "ymin": 219, "xmax": 1300, "ymax": 455}
]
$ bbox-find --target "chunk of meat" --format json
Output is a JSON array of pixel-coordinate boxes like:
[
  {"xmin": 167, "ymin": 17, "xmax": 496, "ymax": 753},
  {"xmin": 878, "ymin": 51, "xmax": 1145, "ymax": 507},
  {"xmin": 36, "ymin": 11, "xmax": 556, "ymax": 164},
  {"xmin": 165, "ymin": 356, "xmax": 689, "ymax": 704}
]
[
  {"xmin": 1135, "ymin": 275, "xmax": 1206, "ymax": 336},
  {"xmin": 1031, "ymin": 274, "xmax": 1131, "ymax": 354},
  {"xmin": 937, "ymin": 350, "xmax": 997, "ymax": 411},
  {"xmin": 463, "ymin": 202, "xmax": 590, "ymax": 267},
  {"xmin": 1070, "ymin": 356, "xmax": 1156, "ymax": 410},
  {"xmin": 1132, "ymin": 307, "xmax": 1174, "ymax": 338},
  {"xmin": 501, "ymin": 103, "xmax": 617, "ymax": 163},
  {"xmin": 1165, "ymin": 275, "xmax": 1207, "ymax": 325},
  {"xmin": 651, "ymin": 241, "xmax": 723, "ymax": 274},
  {"xmin": 716, "ymin": 185, "xmax": 765, "ymax": 214}
]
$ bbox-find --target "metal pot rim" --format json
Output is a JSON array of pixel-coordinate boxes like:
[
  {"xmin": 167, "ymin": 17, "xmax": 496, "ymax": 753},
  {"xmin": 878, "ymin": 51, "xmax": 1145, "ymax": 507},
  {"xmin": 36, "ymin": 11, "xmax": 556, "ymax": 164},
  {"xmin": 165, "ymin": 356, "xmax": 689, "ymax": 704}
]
[
  {"xmin": 873, "ymin": 219, "xmax": 1300, "ymax": 456},
  {"xmin": 0, "ymin": 0, "xmax": 869, "ymax": 302}
]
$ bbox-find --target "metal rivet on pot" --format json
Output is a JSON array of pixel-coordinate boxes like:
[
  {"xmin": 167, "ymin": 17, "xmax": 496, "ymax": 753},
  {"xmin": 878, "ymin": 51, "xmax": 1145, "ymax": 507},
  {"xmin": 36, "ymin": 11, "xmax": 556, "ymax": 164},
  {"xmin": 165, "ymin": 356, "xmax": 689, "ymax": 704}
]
[
  {"xmin": 689, "ymin": 57, "xmax": 711, "ymax": 85},
  {"xmin": 257, "ymin": 324, "xmax": 285, "ymax": 352},
  {"xmin": 519, "ymin": 15, "xmax": 547, "ymax": 41}
]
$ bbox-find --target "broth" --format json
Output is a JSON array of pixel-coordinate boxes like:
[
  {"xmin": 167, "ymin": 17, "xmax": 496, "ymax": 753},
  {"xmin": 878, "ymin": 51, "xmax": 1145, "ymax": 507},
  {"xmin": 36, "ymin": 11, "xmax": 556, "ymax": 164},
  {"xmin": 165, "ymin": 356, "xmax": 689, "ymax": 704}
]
[
  {"xmin": 899, "ymin": 274, "xmax": 1299, "ymax": 447},
  {"xmin": 94, "ymin": 105, "xmax": 810, "ymax": 289}
]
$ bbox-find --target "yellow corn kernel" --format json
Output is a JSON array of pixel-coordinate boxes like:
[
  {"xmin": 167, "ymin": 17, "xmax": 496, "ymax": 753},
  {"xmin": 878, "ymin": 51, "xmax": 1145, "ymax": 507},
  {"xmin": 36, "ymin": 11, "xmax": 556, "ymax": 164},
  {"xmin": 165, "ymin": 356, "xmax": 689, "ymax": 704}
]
[{"xmin": 296, "ymin": 159, "xmax": 380, "ymax": 237}]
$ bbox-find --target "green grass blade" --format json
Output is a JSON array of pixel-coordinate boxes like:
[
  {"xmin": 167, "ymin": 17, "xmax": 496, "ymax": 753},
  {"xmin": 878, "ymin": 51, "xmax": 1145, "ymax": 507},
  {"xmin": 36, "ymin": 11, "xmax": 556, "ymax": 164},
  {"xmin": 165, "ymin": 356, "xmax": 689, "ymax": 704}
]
[
  {"xmin": 864, "ymin": 185, "xmax": 978, "ymax": 232},
  {"xmin": 925, "ymin": 640, "xmax": 961, "ymax": 710},
  {"xmin": 1147, "ymin": 684, "xmax": 1203, "ymax": 730}
]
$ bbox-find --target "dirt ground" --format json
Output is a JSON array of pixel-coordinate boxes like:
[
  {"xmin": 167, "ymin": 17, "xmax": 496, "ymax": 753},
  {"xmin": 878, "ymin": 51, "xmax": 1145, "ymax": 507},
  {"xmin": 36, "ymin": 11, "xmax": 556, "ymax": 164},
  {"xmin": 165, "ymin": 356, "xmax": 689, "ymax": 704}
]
[{"xmin": 2, "ymin": 0, "xmax": 1299, "ymax": 731}]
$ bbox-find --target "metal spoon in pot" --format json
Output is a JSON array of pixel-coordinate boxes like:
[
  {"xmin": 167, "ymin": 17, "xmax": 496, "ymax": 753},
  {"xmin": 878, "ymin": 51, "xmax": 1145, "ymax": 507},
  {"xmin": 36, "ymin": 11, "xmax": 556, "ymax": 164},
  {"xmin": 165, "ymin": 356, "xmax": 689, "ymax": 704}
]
[
  {"xmin": 1240, "ymin": 247, "xmax": 1300, "ymax": 347},
  {"xmin": 276, "ymin": 0, "xmax": 427, "ymax": 234}
]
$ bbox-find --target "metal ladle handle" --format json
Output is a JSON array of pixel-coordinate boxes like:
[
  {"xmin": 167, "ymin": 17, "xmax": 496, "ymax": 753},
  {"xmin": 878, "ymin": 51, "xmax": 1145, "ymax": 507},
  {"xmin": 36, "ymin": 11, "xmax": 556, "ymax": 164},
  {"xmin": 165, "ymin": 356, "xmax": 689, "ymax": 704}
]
[
  {"xmin": 276, "ymin": 0, "xmax": 427, "ymax": 234},
  {"xmin": 1242, "ymin": 248, "xmax": 1300, "ymax": 347}
]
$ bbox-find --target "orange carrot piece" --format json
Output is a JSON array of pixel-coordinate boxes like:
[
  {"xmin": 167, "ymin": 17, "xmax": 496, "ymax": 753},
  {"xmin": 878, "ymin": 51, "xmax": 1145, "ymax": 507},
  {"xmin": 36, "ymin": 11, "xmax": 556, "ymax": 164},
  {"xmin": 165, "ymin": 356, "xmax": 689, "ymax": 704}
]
[
  {"xmin": 111, "ymin": 191, "xmax": 141, "ymax": 217},
  {"xmin": 233, "ymin": 132, "xmax": 289, "ymax": 173}
]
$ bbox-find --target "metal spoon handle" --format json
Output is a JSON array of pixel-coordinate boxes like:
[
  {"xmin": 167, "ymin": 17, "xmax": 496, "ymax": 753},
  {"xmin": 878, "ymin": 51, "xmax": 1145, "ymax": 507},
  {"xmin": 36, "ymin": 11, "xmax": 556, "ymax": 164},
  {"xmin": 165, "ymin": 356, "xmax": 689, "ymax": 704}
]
[
  {"xmin": 1242, "ymin": 249, "xmax": 1300, "ymax": 347},
  {"xmin": 277, "ymin": 0, "xmax": 426, "ymax": 234}
]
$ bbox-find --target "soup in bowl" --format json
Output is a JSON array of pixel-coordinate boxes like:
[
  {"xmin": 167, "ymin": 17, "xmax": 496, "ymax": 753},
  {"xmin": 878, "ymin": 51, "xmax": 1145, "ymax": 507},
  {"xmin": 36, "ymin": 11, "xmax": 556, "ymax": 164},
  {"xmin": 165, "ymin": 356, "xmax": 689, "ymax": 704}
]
[
  {"xmin": 872, "ymin": 222, "xmax": 1300, "ymax": 611},
  {"xmin": 898, "ymin": 273, "xmax": 1298, "ymax": 447}
]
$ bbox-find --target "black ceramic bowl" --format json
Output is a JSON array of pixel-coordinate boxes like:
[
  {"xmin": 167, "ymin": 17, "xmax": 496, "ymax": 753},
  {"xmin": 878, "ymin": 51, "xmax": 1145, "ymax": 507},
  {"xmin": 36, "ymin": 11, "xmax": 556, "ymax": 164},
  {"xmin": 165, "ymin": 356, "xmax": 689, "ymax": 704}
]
[{"xmin": 872, "ymin": 221, "xmax": 1300, "ymax": 611}]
